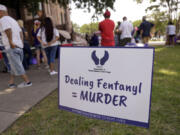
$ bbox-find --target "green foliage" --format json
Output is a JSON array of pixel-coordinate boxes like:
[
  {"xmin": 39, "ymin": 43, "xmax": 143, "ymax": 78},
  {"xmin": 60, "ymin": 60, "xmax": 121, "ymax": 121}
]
[
  {"xmin": 72, "ymin": 23, "xmax": 80, "ymax": 33},
  {"xmin": 2, "ymin": 0, "xmax": 117, "ymax": 15},
  {"xmin": 133, "ymin": 0, "xmax": 143, "ymax": 3},
  {"xmin": 134, "ymin": 0, "xmax": 180, "ymax": 34},
  {"xmin": 134, "ymin": 0, "xmax": 180, "ymax": 21},
  {"xmin": 80, "ymin": 22, "xmax": 99, "ymax": 34},
  {"xmin": 71, "ymin": 0, "xmax": 116, "ymax": 14},
  {"xmin": 1, "ymin": 0, "xmax": 44, "ymax": 16},
  {"xmin": 148, "ymin": 10, "xmax": 169, "ymax": 34},
  {"xmin": 133, "ymin": 20, "xmax": 142, "ymax": 27}
]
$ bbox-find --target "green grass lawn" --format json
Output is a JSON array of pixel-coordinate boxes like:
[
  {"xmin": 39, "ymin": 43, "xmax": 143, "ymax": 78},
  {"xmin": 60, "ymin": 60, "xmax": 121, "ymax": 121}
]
[{"xmin": 2, "ymin": 46, "xmax": 180, "ymax": 135}]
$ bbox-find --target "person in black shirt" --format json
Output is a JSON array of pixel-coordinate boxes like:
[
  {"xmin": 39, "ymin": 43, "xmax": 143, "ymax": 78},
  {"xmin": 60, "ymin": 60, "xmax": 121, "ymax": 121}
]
[
  {"xmin": 139, "ymin": 16, "xmax": 154, "ymax": 44},
  {"xmin": 90, "ymin": 33, "xmax": 99, "ymax": 46}
]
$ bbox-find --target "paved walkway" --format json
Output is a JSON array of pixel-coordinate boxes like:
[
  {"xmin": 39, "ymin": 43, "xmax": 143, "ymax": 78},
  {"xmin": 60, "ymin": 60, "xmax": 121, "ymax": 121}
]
[{"xmin": 0, "ymin": 61, "xmax": 58, "ymax": 133}]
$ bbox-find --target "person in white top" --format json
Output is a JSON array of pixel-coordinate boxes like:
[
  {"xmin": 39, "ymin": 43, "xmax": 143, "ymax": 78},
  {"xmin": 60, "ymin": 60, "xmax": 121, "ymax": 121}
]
[
  {"xmin": 0, "ymin": 4, "xmax": 32, "ymax": 88},
  {"xmin": 119, "ymin": 16, "xmax": 134, "ymax": 46},
  {"xmin": 166, "ymin": 21, "xmax": 176, "ymax": 46},
  {"xmin": 37, "ymin": 17, "xmax": 59, "ymax": 75}
]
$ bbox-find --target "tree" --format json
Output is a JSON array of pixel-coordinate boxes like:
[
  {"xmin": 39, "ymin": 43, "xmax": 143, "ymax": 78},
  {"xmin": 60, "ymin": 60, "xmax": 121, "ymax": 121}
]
[
  {"xmin": 80, "ymin": 22, "xmax": 99, "ymax": 34},
  {"xmin": 72, "ymin": 23, "xmax": 80, "ymax": 33},
  {"xmin": 147, "ymin": 10, "xmax": 169, "ymax": 35},
  {"xmin": 0, "ymin": 0, "xmax": 43, "ymax": 15},
  {"xmin": 134, "ymin": 0, "xmax": 180, "ymax": 21},
  {"xmin": 133, "ymin": 20, "xmax": 142, "ymax": 27},
  {"xmin": 1, "ymin": 0, "xmax": 117, "ymax": 15},
  {"xmin": 134, "ymin": 0, "xmax": 180, "ymax": 33}
]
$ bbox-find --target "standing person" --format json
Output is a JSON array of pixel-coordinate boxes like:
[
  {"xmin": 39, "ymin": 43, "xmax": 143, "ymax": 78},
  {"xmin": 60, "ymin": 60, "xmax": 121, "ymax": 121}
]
[
  {"xmin": 0, "ymin": 4, "xmax": 32, "ymax": 88},
  {"xmin": 114, "ymin": 21, "xmax": 121, "ymax": 46},
  {"xmin": 134, "ymin": 27, "xmax": 141, "ymax": 43},
  {"xmin": 89, "ymin": 32, "xmax": 99, "ymax": 46},
  {"xmin": 99, "ymin": 9, "xmax": 115, "ymax": 47},
  {"xmin": 37, "ymin": 17, "xmax": 59, "ymax": 75},
  {"xmin": 17, "ymin": 20, "xmax": 32, "ymax": 70},
  {"xmin": 119, "ymin": 17, "xmax": 134, "ymax": 46},
  {"xmin": 139, "ymin": 16, "xmax": 154, "ymax": 45},
  {"xmin": 166, "ymin": 21, "xmax": 176, "ymax": 46},
  {"xmin": 32, "ymin": 20, "xmax": 48, "ymax": 69},
  {"xmin": 85, "ymin": 33, "xmax": 90, "ymax": 45}
]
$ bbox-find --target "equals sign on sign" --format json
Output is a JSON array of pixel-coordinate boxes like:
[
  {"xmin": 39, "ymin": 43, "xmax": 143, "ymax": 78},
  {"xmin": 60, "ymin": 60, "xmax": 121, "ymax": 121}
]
[{"xmin": 72, "ymin": 92, "xmax": 77, "ymax": 98}]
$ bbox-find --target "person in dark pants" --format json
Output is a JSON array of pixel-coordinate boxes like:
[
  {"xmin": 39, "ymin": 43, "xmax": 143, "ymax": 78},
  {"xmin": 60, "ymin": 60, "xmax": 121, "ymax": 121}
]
[
  {"xmin": 23, "ymin": 41, "xmax": 32, "ymax": 70},
  {"xmin": 119, "ymin": 16, "xmax": 134, "ymax": 46},
  {"xmin": 139, "ymin": 16, "xmax": 154, "ymax": 45},
  {"xmin": 17, "ymin": 20, "xmax": 32, "ymax": 70},
  {"xmin": 0, "ymin": 46, "xmax": 11, "ymax": 72},
  {"xmin": 166, "ymin": 21, "xmax": 176, "ymax": 46},
  {"xmin": 90, "ymin": 33, "xmax": 99, "ymax": 46},
  {"xmin": 114, "ymin": 21, "xmax": 121, "ymax": 46}
]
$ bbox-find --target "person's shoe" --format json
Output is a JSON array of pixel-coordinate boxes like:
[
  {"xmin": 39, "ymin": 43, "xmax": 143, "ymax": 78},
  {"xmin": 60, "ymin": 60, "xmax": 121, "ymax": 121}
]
[
  {"xmin": 17, "ymin": 82, "xmax": 32, "ymax": 88},
  {"xmin": 50, "ymin": 71, "xmax": 58, "ymax": 75},
  {"xmin": 8, "ymin": 84, "xmax": 16, "ymax": 88}
]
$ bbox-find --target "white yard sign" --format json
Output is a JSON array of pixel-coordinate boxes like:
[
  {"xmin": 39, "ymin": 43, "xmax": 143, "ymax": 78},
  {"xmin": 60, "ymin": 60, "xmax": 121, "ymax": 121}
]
[{"xmin": 59, "ymin": 47, "xmax": 154, "ymax": 128}]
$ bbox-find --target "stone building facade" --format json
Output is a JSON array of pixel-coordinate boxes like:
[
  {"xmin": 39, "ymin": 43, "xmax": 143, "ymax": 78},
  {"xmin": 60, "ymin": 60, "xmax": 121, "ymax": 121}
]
[
  {"xmin": 21, "ymin": 1, "xmax": 72, "ymax": 32},
  {"xmin": 43, "ymin": 1, "xmax": 72, "ymax": 32},
  {"xmin": 6, "ymin": 0, "xmax": 72, "ymax": 44}
]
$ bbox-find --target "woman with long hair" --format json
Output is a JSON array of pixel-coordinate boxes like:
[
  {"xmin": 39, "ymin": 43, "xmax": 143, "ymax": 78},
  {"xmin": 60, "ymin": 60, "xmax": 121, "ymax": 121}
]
[{"xmin": 37, "ymin": 17, "xmax": 59, "ymax": 75}]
